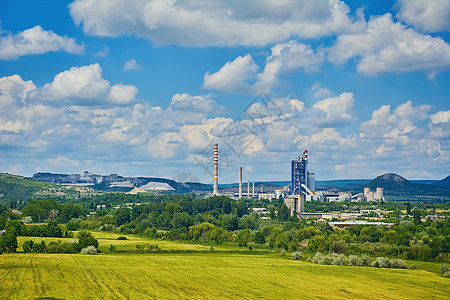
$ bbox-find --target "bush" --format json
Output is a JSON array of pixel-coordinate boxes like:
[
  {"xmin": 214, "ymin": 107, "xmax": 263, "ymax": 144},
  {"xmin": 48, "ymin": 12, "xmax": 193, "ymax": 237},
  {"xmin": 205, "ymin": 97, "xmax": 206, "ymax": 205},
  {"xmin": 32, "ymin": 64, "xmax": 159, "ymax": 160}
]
[
  {"xmin": 390, "ymin": 259, "xmax": 407, "ymax": 269},
  {"xmin": 444, "ymin": 271, "xmax": 450, "ymax": 278},
  {"xmin": 372, "ymin": 257, "xmax": 390, "ymax": 268},
  {"xmin": 292, "ymin": 251, "xmax": 303, "ymax": 260},
  {"xmin": 280, "ymin": 250, "xmax": 287, "ymax": 256},
  {"xmin": 440, "ymin": 264, "xmax": 449, "ymax": 273},
  {"xmin": 312, "ymin": 252, "xmax": 324, "ymax": 264},
  {"xmin": 333, "ymin": 254, "xmax": 348, "ymax": 266},
  {"xmin": 410, "ymin": 264, "xmax": 417, "ymax": 270},
  {"xmin": 80, "ymin": 246, "xmax": 97, "ymax": 255},
  {"xmin": 361, "ymin": 254, "xmax": 372, "ymax": 266},
  {"xmin": 117, "ymin": 236, "xmax": 128, "ymax": 240},
  {"xmin": 349, "ymin": 255, "xmax": 362, "ymax": 266}
]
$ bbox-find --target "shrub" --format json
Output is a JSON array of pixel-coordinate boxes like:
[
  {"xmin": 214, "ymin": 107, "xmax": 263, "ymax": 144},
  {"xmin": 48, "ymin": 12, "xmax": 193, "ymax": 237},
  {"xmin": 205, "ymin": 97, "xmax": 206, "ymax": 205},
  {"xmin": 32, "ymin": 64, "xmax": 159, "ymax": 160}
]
[
  {"xmin": 444, "ymin": 271, "xmax": 450, "ymax": 278},
  {"xmin": 312, "ymin": 252, "xmax": 324, "ymax": 264},
  {"xmin": 390, "ymin": 259, "xmax": 407, "ymax": 269},
  {"xmin": 361, "ymin": 254, "xmax": 372, "ymax": 266},
  {"xmin": 117, "ymin": 236, "xmax": 128, "ymax": 240},
  {"xmin": 323, "ymin": 257, "xmax": 333, "ymax": 265},
  {"xmin": 372, "ymin": 257, "xmax": 390, "ymax": 268},
  {"xmin": 280, "ymin": 250, "xmax": 287, "ymax": 256},
  {"xmin": 349, "ymin": 255, "xmax": 362, "ymax": 266},
  {"xmin": 292, "ymin": 251, "xmax": 303, "ymax": 260},
  {"xmin": 80, "ymin": 246, "xmax": 97, "ymax": 255},
  {"xmin": 333, "ymin": 254, "xmax": 348, "ymax": 266},
  {"xmin": 410, "ymin": 264, "xmax": 418, "ymax": 270},
  {"xmin": 440, "ymin": 264, "xmax": 449, "ymax": 273}
]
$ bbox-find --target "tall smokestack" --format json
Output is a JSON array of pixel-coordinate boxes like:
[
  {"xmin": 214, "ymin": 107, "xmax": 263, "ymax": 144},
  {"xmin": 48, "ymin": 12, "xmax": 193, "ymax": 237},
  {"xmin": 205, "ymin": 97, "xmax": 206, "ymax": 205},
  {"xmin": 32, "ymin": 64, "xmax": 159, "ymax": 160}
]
[
  {"xmin": 252, "ymin": 180, "xmax": 255, "ymax": 197},
  {"xmin": 213, "ymin": 144, "xmax": 218, "ymax": 196},
  {"xmin": 247, "ymin": 180, "xmax": 250, "ymax": 198},
  {"xmin": 239, "ymin": 167, "xmax": 242, "ymax": 199}
]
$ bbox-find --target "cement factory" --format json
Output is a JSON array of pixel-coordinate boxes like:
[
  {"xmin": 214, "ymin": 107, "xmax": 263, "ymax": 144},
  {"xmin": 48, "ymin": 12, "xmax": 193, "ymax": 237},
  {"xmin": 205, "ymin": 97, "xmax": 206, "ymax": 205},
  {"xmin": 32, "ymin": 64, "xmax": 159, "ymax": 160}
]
[{"xmin": 211, "ymin": 144, "xmax": 384, "ymax": 218}]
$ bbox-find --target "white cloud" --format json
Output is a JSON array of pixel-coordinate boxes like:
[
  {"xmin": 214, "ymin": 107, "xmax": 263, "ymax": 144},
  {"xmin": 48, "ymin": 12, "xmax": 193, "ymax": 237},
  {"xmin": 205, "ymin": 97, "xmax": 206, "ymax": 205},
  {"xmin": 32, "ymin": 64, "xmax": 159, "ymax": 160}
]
[
  {"xmin": 0, "ymin": 25, "xmax": 84, "ymax": 60},
  {"xmin": 397, "ymin": 0, "xmax": 450, "ymax": 32},
  {"xmin": 312, "ymin": 83, "xmax": 333, "ymax": 99},
  {"xmin": 47, "ymin": 156, "xmax": 80, "ymax": 166},
  {"xmin": 256, "ymin": 41, "xmax": 324, "ymax": 91},
  {"xmin": 123, "ymin": 59, "xmax": 141, "ymax": 71},
  {"xmin": 93, "ymin": 45, "xmax": 109, "ymax": 57},
  {"xmin": 312, "ymin": 92, "xmax": 355, "ymax": 127},
  {"xmin": 328, "ymin": 13, "xmax": 450, "ymax": 77},
  {"xmin": 69, "ymin": 0, "xmax": 365, "ymax": 47},
  {"xmin": 31, "ymin": 63, "xmax": 138, "ymax": 105},
  {"xmin": 430, "ymin": 110, "xmax": 450, "ymax": 124},
  {"xmin": 203, "ymin": 54, "xmax": 257, "ymax": 93},
  {"xmin": 204, "ymin": 41, "xmax": 323, "ymax": 93}
]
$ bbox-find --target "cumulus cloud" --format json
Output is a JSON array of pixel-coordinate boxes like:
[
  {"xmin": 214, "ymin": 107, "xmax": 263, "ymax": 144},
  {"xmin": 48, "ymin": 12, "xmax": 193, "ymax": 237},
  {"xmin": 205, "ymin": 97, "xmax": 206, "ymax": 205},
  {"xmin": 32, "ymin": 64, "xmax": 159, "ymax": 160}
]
[
  {"xmin": 204, "ymin": 41, "xmax": 323, "ymax": 93},
  {"xmin": 397, "ymin": 0, "xmax": 450, "ymax": 32},
  {"xmin": 123, "ymin": 59, "xmax": 141, "ymax": 71},
  {"xmin": 312, "ymin": 92, "xmax": 355, "ymax": 127},
  {"xmin": 203, "ymin": 54, "xmax": 257, "ymax": 93},
  {"xmin": 256, "ymin": 41, "xmax": 324, "ymax": 91},
  {"xmin": 30, "ymin": 63, "xmax": 138, "ymax": 105},
  {"xmin": 0, "ymin": 25, "xmax": 84, "ymax": 60},
  {"xmin": 69, "ymin": 0, "xmax": 365, "ymax": 47},
  {"xmin": 328, "ymin": 13, "xmax": 450, "ymax": 77},
  {"xmin": 430, "ymin": 110, "xmax": 450, "ymax": 124}
]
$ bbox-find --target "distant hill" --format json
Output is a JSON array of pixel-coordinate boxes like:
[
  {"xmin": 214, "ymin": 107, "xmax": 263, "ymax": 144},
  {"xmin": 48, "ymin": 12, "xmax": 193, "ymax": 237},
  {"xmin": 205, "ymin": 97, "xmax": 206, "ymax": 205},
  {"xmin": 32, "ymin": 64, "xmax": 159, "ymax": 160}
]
[
  {"xmin": 0, "ymin": 173, "xmax": 99, "ymax": 200},
  {"xmin": 31, "ymin": 172, "xmax": 212, "ymax": 194},
  {"xmin": 432, "ymin": 175, "xmax": 450, "ymax": 189},
  {"xmin": 364, "ymin": 173, "xmax": 450, "ymax": 196}
]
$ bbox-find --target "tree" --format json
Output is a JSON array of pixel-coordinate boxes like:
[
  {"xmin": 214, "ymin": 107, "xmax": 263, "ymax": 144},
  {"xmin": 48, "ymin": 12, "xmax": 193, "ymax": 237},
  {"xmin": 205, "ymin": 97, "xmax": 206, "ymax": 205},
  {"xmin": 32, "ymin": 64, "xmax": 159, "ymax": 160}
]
[
  {"xmin": 406, "ymin": 202, "xmax": 412, "ymax": 215},
  {"xmin": 76, "ymin": 231, "xmax": 98, "ymax": 251},
  {"xmin": 222, "ymin": 198, "xmax": 232, "ymax": 214},
  {"xmin": 277, "ymin": 204, "xmax": 290, "ymax": 222},
  {"xmin": 269, "ymin": 206, "xmax": 276, "ymax": 220},
  {"xmin": 0, "ymin": 231, "xmax": 18, "ymax": 253},
  {"xmin": 115, "ymin": 208, "xmax": 131, "ymax": 227},
  {"xmin": 413, "ymin": 209, "xmax": 421, "ymax": 225},
  {"xmin": 220, "ymin": 214, "xmax": 238, "ymax": 231}
]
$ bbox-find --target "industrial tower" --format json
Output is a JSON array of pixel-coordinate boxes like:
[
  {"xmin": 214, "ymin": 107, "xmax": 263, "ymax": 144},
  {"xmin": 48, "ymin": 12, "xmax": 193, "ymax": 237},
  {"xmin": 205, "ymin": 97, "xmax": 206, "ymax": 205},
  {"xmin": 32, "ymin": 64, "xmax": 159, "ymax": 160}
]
[{"xmin": 291, "ymin": 150, "xmax": 308, "ymax": 195}]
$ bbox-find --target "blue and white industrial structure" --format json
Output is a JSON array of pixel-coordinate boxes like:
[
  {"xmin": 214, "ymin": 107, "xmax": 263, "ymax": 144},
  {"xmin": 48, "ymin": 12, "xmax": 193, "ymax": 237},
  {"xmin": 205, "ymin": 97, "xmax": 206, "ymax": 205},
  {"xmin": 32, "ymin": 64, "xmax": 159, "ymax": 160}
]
[{"xmin": 290, "ymin": 150, "xmax": 315, "ymax": 196}]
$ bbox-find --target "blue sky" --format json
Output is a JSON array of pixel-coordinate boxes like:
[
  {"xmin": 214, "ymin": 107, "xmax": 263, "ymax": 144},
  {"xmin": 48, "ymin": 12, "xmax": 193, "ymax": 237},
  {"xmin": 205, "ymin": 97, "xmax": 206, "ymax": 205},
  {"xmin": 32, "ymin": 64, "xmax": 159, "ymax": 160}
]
[{"xmin": 0, "ymin": 0, "xmax": 449, "ymax": 183}]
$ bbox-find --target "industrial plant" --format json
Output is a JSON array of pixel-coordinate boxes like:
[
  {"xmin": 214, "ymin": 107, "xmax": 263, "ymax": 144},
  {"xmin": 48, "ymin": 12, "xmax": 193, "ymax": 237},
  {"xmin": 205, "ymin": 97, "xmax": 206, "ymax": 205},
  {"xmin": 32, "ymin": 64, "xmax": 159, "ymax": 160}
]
[{"xmin": 211, "ymin": 144, "xmax": 385, "ymax": 218}]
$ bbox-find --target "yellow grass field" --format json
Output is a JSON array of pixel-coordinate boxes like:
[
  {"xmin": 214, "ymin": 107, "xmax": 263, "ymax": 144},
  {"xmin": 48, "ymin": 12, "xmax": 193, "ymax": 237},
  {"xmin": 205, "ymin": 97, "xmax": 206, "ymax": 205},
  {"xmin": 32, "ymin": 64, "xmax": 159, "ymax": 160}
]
[{"xmin": 0, "ymin": 251, "xmax": 449, "ymax": 299}]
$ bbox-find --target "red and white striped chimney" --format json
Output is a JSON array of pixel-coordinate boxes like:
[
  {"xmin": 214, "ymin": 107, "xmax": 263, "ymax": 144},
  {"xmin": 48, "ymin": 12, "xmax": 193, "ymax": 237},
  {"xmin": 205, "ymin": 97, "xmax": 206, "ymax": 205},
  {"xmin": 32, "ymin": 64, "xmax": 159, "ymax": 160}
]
[{"xmin": 213, "ymin": 144, "xmax": 218, "ymax": 196}]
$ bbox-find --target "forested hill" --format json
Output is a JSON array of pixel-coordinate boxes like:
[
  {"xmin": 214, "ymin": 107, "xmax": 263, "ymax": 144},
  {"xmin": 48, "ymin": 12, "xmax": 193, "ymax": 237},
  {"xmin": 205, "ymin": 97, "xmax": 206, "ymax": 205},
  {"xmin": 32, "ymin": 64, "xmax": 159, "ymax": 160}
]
[
  {"xmin": 364, "ymin": 173, "xmax": 450, "ymax": 196},
  {"xmin": 0, "ymin": 173, "xmax": 99, "ymax": 201},
  {"xmin": 432, "ymin": 175, "xmax": 450, "ymax": 189}
]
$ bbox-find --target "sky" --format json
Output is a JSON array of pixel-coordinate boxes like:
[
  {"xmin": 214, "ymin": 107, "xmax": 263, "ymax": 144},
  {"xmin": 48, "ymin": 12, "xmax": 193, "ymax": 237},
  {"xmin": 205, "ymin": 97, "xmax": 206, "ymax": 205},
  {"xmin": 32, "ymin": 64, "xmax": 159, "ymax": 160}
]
[{"xmin": 0, "ymin": 0, "xmax": 449, "ymax": 183}]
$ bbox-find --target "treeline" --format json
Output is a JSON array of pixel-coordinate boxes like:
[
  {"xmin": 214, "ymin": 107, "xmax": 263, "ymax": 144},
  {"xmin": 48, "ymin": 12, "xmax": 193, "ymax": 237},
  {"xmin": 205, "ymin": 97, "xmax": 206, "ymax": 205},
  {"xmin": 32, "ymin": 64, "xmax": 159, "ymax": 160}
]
[{"xmin": 22, "ymin": 231, "xmax": 98, "ymax": 254}]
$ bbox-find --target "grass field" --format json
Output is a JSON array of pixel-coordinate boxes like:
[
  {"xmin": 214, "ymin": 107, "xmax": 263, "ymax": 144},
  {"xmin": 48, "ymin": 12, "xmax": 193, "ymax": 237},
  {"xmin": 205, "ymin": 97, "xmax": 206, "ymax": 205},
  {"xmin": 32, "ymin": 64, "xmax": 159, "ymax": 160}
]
[{"xmin": 0, "ymin": 251, "xmax": 449, "ymax": 299}]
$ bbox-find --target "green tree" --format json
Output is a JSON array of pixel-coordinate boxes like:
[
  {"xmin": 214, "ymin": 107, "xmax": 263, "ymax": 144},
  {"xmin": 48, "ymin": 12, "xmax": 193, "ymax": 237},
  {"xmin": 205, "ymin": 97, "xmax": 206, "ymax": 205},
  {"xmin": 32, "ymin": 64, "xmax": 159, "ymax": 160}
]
[
  {"xmin": 76, "ymin": 231, "xmax": 99, "ymax": 251},
  {"xmin": 220, "ymin": 214, "xmax": 238, "ymax": 231},
  {"xmin": 222, "ymin": 198, "xmax": 232, "ymax": 214},
  {"xmin": 277, "ymin": 204, "xmax": 290, "ymax": 222},
  {"xmin": 413, "ymin": 209, "xmax": 421, "ymax": 225},
  {"xmin": 0, "ymin": 231, "xmax": 18, "ymax": 253},
  {"xmin": 115, "ymin": 208, "xmax": 131, "ymax": 227}
]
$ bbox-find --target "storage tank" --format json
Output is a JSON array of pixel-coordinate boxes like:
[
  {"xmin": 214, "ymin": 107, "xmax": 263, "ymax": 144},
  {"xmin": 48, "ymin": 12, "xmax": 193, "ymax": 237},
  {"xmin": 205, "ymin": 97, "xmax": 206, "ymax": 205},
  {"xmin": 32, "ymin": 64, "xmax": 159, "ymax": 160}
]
[
  {"xmin": 376, "ymin": 187, "xmax": 384, "ymax": 201},
  {"xmin": 307, "ymin": 172, "xmax": 315, "ymax": 192}
]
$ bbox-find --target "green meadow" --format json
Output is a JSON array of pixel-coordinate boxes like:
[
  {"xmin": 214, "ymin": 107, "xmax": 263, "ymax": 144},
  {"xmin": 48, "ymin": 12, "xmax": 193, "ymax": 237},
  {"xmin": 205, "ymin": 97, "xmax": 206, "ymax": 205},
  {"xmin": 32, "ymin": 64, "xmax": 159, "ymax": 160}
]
[{"xmin": 1, "ymin": 233, "xmax": 449, "ymax": 299}]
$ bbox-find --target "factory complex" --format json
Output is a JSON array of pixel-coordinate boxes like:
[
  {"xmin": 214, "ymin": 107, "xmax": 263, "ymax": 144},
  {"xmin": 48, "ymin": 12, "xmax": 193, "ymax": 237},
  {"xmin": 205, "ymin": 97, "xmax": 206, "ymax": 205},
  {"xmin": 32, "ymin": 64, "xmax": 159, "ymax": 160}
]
[{"xmin": 211, "ymin": 144, "xmax": 384, "ymax": 218}]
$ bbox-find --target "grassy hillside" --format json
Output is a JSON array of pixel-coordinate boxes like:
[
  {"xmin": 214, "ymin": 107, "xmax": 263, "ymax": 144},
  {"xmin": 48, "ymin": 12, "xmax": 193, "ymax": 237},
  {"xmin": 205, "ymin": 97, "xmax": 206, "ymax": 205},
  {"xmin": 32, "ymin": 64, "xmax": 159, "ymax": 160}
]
[
  {"xmin": 0, "ymin": 173, "xmax": 51, "ymax": 200},
  {"xmin": 0, "ymin": 252, "xmax": 448, "ymax": 299},
  {"xmin": 0, "ymin": 173, "xmax": 100, "ymax": 201}
]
